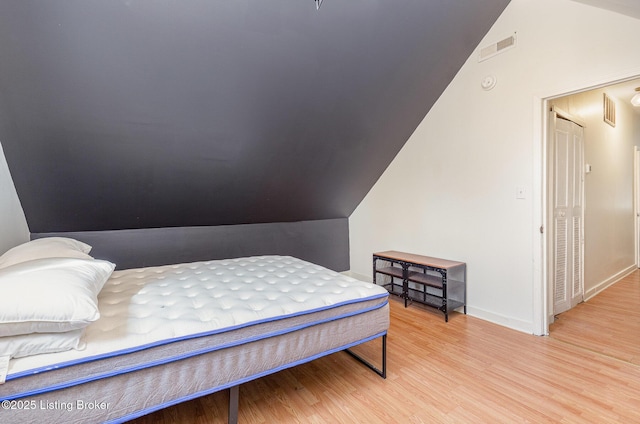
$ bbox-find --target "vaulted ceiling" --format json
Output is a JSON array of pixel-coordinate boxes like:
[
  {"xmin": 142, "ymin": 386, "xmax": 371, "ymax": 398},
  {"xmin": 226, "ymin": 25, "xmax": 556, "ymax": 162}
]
[{"xmin": 0, "ymin": 1, "xmax": 510, "ymax": 233}]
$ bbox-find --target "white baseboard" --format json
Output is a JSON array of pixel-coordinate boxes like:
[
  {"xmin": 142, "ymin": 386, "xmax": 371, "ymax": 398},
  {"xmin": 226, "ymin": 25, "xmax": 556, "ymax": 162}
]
[
  {"xmin": 466, "ymin": 306, "xmax": 537, "ymax": 335},
  {"xmin": 342, "ymin": 270, "xmax": 372, "ymax": 282},
  {"xmin": 344, "ymin": 270, "xmax": 537, "ymax": 335},
  {"xmin": 584, "ymin": 264, "xmax": 637, "ymax": 301}
]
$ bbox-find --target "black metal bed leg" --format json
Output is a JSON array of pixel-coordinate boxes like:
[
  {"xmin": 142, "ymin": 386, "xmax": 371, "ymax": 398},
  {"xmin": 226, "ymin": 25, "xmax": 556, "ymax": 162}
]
[
  {"xmin": 345, "ymin": 334, "xmax": 387, "ymax": 379},
  {"xmin": 381, "ymin": 334, "xmax": 387, "ymax": 378},
  {"xmin": 228, "ymin": 385, "xmax": 239, "ymax": 424}
]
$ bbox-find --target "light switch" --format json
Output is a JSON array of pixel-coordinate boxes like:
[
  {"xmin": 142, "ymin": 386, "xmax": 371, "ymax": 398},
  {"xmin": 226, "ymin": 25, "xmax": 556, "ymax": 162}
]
[{"xmin": 516, "ymin": 186, "xmax": 526, "ymax": 199}]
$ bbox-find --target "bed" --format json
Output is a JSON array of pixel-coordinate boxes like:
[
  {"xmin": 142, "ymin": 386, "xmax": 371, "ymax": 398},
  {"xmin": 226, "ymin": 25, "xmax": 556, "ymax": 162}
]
[{"xmin": 0, "ymin": 238, "xmax": 389, "ymax": 423}]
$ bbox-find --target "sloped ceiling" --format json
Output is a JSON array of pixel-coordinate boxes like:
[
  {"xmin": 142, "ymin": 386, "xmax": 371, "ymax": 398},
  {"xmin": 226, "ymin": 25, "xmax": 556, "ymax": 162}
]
[{"xmin": 0, "ymin": 1, "xmax": 510, "ymax": 233}]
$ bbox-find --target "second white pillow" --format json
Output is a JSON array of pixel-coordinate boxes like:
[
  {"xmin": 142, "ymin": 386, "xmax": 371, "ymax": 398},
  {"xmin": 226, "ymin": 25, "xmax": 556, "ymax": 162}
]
[{"xmin": 0, "ymin": 237, "xmax": 93, "ymax": 269}]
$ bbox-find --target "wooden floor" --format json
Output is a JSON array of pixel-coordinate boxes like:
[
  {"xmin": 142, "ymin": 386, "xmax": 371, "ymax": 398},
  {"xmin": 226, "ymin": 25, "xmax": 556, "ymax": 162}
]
[
  {"xmin": 549, "ymin": 269, "xmax": 640, "ymax": 366},
  {"xmin": 131, "ymin": 281, "xmax": 640, "ymax": 423}
]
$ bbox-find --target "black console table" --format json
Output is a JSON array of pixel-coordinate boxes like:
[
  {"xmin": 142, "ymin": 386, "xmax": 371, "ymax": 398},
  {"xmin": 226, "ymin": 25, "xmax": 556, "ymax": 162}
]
[{"xmin": 372, "ymin": 251, "xmax": 466, "ymax": 322}]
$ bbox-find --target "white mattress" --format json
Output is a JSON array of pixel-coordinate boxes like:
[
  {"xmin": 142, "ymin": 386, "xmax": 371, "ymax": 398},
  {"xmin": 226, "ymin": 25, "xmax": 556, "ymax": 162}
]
[{"xmin": 7, "ymin": 255, "xmax": 388, "ymax": 378}]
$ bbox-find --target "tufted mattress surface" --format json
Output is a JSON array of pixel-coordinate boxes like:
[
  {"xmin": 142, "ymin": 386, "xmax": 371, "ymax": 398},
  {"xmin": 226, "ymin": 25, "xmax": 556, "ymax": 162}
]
[{"xmin": 6, "ymin": 255, "xmax": 388, "ymax": 378}]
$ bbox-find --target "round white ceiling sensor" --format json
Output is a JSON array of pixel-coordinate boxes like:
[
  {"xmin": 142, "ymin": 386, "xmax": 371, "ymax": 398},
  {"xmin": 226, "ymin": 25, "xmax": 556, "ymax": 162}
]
[{"xmin": 481, "ymin": 75, "xmax": 497, "ymax": 91}]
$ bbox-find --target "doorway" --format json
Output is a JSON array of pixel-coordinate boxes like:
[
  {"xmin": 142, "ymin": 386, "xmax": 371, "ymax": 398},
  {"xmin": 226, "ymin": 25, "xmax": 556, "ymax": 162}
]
[{"xmin": 543, "ymin": 76, "xmax": 640, "ymax": 334}]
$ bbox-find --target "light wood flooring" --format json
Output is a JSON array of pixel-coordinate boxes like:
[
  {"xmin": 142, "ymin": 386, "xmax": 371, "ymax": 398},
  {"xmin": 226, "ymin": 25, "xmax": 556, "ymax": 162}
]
[
  {"xmin": 131, "ymin": 278, "xmax": 640, "ymax": 423},
  {"xmin": 549, "ymin": 269, "xmax": 640, "ymax": 366}
]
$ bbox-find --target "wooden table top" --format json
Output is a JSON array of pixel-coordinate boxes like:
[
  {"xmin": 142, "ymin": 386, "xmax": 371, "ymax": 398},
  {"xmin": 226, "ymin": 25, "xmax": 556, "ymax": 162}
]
[{"xmin": 373, "ymin": 250, "xmax": 465, "ymax": 269}]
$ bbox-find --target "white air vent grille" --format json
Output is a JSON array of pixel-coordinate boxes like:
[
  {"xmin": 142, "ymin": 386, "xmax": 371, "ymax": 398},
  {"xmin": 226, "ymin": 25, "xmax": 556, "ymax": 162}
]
[
  {"xmin": 603, "ymin": 93, "xmax": 616, "ymax": 127},
  {"xmin": 478, "ymin": 33, "xmax": 516, "ymax": 62}
]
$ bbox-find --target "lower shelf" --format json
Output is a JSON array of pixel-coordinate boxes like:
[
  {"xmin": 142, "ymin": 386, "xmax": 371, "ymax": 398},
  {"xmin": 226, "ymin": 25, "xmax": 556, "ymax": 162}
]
[
  {"xmin": 380, "ymin": 282, "xmax": 404, "ymax": 298},
  {"xmin": 405, "ymin": 287, "xmax": 465, "ymax": 312}
]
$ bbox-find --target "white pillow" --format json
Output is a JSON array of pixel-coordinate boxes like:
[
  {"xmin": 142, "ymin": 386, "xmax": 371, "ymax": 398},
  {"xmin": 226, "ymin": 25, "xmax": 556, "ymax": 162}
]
[
  {"xmin": 0, "ymin": 257, "xmax": 115, "ymax": 337},
  {"xmin": 0, "ymin": 329, "xmax": 85, "ymax": 359},
  {"xmin": 0, "ymin": 237, "xmax": 93, "ymax": 269}
]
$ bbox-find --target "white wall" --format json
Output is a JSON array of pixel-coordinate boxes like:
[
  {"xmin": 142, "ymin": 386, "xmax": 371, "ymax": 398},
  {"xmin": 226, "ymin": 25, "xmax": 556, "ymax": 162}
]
[
  {"xmin": 0, "ymin": 142, "xmax": 29, "ymax": 253},
  {"xmin": 349, "ymin": 0, "xmax": 640, "ymax": 334},
  {"xmin": 550, "ymin": 88, "xmax": 640, "ymax": 298}
]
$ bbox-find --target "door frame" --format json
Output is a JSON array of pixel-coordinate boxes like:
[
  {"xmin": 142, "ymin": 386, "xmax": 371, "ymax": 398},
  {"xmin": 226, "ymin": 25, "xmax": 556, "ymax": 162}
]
[
  {"xmin": 534, "ymin": 70, "xmax": 640, "ymax": 336},
  {"xmin": 635, "ymin": 146, "xmax": 640, "ymax": 268}
]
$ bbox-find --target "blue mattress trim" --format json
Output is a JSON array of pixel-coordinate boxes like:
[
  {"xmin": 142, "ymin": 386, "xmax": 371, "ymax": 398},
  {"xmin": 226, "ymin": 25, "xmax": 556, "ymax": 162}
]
[
  {"xmin": 105, "ymin": 330, "xmax": 388, "ymax": 424},
  {"xmin": 7, "ymin": 291, "xmax": 387, "ymax": 382},
  {"xmin": 2, "ymin": 297, "xmax": 388, "ymax": 401}
]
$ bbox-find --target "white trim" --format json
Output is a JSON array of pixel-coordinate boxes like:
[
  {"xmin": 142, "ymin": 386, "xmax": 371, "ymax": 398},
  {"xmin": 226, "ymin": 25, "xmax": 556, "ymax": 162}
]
[
  {"xmin": 635, "ymin": 146, "xmax": 640, "ymax": 268},
  {"xmin": 538, "ymin": 69, "xmax": 640, "ymax": 101},
  {"xmin": 466, "ymin": 306, "xmax": 534, "ymax": 335},
  {"xmin": 351, "ymin": 275, "xmax": 537, "ymax": 333},
  {"xmin": 583, "ymin": 264, "xmax": 637, "ymax": 301},
  {"xmin": 342, "ymin": 270, "xmax": 372, "ymax": 283},
  {"xmin": 532, "ymin": 96, "xmax": 547, "ymax": 336},
  {"xmin": 551, "ymin": 105, "xmax": 587, "ymax": 128}
]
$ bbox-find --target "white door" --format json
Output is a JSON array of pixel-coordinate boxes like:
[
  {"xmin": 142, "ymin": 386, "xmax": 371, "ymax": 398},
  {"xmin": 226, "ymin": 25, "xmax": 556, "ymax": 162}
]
[{"xmin": 550, "ymin": 112, "xmax": 584, "ymax": 315}]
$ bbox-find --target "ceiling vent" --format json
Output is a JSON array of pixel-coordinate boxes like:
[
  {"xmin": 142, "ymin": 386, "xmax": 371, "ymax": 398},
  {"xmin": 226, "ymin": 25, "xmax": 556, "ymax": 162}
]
[{"xmin": 478, "ymin": 33, "xmax": 516, "ymax": 62}]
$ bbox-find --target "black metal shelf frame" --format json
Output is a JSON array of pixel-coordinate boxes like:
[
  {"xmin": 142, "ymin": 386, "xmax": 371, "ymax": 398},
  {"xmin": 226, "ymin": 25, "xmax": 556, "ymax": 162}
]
[{"xmin": 372, "ymin": 254, "xmax": 466, "ymax": 322}]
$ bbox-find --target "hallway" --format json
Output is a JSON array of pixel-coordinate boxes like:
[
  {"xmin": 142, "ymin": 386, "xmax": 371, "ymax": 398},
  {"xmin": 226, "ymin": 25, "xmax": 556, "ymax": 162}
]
[{"xmin": 549, "ymin": 269, "xmax": 640, "ymax": 365}]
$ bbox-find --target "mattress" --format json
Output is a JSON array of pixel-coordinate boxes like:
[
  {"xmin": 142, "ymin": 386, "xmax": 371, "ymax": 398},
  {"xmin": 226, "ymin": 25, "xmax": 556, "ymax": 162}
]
[{"xmin": 0, "ymin": 255, "xmax": 389, "ymax": 423}]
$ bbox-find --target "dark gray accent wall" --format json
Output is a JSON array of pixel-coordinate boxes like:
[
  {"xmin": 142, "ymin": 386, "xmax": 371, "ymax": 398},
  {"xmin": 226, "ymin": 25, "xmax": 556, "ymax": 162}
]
[
  {"xmin": 0, "ymin": 1, "xmax": 510, "ymax": 234},
  {"xmin": 32, "ymin": 218, "xmax": 349, "ymax": 271}
]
